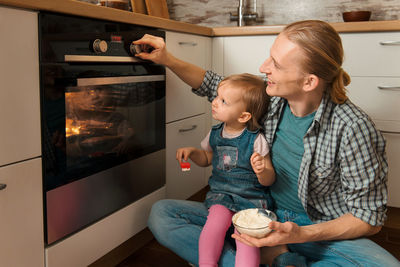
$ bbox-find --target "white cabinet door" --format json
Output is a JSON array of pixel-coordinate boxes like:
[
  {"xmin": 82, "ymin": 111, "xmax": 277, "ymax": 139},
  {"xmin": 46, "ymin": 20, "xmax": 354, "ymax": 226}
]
[
  {"xmin": 341, "ymin": 32, "xmax": 400, "ymax": 77},
  {"xmin": 347, "ymin": 77, "xmax": 400, "ymax": 132},
  {"xmin": 342, "ymin": 32, "xmax": 400, "ymax": 208},
  {"xmin": 0, "ymin": 158, "xmax": 44, "ymax": 267},
  {"xmin": 166, "ymin": 31, "xmax": 211, "ymax": 123},
  {"xmin": 166, "ymin": 114, "xmax": 207, "ymax": 199},
  {"xmin": 222, "ymin": 35, "xmax": 276, "ymax": 76},
  {"xmin": 385, "ymin": 133, "xmax": 400, "ymax": 207},
  {"xmin": 0, "ymin": 7, "xmax": 41, "ymax": 166}
]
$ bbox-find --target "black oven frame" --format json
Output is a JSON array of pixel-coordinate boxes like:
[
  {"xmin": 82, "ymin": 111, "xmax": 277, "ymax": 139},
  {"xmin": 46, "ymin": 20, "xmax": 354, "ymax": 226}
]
[{"xmin": 39, "ymin": 12, "xmax": 166, "ymax": 245}]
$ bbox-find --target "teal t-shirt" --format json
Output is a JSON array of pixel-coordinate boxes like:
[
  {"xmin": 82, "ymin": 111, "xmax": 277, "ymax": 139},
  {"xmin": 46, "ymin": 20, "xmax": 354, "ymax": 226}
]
[{"xmin": 270, "ymin": 103, "xmax": 316, "ymax": 213}]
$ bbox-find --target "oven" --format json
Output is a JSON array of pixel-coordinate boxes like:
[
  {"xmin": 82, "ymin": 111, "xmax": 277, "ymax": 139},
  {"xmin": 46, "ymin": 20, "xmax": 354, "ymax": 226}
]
[{"xmin": 39, "ymin": 12, "xmax": 165, "ymax": 245}]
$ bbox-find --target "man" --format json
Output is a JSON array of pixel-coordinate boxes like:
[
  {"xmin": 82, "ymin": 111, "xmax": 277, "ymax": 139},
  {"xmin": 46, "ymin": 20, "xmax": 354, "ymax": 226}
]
[{"xmin": 135, "ymin": 20, "xmax": 399, "ymax": 266}]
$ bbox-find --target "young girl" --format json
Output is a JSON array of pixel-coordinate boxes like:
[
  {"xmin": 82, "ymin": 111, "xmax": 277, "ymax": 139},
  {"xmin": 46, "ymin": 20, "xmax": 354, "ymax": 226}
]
[{"xmin": 176, "ymin": 73, "xmax": 275, "ymax": 267}]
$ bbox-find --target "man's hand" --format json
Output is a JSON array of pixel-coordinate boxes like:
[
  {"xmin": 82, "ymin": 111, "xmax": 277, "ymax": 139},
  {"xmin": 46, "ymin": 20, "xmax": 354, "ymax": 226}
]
[
  {"xmin": 134, "ymin": 34, "xmax": 206, "ymax": 89},
  {"xmin": 232, "ymin": 213, "xmax": 382, "ymax": 248},
  {"xmin": 232, "ymin": 220, "xmax": 303, "ymax": 248},
  {"xmin": 133, "ymin": 34, "xmax": 171, "ymax": 65}
]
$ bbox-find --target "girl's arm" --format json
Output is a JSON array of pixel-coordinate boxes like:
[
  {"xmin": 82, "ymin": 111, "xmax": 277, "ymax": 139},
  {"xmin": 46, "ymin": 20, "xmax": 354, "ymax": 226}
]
[
  {"xmin": 250, "ymin": 152, "xmax": 275, "ymax": 186},
  {"xmin": 176, "ymin": 147, "xmax": 213, "ymax": 167}
]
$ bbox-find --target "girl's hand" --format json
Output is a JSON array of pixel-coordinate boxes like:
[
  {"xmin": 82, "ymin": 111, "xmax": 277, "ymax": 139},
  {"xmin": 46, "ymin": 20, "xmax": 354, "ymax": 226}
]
[
  {"xmin": 250, "ymin": 152, "xmax": 266, "ymax": 174},
  {"xmin": 176, "ymin": 147, "xmax": 196, "ymax": 163}
]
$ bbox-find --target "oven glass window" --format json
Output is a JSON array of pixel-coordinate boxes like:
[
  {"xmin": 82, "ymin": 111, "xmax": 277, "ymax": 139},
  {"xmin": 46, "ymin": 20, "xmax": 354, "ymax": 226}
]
[{"xmin": 42, "ymin": 69, "xmax": 165, "ymax": 191}]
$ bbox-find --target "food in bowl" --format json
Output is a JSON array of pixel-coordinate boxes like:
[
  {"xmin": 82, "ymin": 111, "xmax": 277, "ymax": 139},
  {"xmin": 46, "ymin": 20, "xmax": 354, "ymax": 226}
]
[{"xmin": 232, "ymin": 208, "xmax": 277, "ymax": 238}]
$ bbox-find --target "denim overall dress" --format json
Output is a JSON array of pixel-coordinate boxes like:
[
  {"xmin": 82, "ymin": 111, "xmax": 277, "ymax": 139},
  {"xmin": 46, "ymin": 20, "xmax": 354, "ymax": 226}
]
[{"xmin": 204, "ymin": 123, "xmax": 272, "ymax": 212}]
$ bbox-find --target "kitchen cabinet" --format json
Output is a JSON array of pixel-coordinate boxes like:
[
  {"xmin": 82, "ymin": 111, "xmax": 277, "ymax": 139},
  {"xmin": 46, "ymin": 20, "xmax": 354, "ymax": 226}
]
[
  {"xmin": 0, "ymin": 158, "xmax": 44, "ymax": 267},
  {"xmin": 341, "ymin": 32, "xmax": 400, "ymax": 207},
  {"xmin": 216, "ymin": 35, "xmax": 276, "ymax": 76},
  {"xmin": 0, "ymin": 6, "xmax": 44, "ymax": 267},
  {"xmin": 166, "ymin": 114, "xmax": 207, "ymax": 199},
  {"xmin": 0, "ymin": 6, "xmax": 41, "ymax": 166},
  {"xmin": 166, "ymin": 31, "xmax": 211, "ymax": 123},
  {"xmin": 165, "ymin": 31, "xmax": 212, "ymax": 198},
  {"xmin": 341, "ymin": 32, "xmax": 400, "ymax": 77}
]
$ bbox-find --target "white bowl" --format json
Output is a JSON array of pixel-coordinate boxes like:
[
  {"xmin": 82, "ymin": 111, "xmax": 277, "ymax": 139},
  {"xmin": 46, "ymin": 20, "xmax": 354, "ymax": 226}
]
[{"xmin": 232, "ymin": 208, "xmax": 277, "ymax": 238}]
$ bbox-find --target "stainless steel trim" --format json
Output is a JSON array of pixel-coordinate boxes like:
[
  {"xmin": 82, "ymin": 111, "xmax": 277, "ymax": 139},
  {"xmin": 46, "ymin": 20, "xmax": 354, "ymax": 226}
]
[
  {"xmin": 379, "ymin": 41, "xmax": 400, "ymax": 46},
  {"xmin": 65, "ymin": 55, "xmax": 141, "ymax": 63},
  {"xmin": 178, "ymin": 125, "xmax": 197, "ymax": 133},
  {"xmin": 378, "ymin": 86, "xmax": 400, "ymax": 90},
  {"xmin": 77, "ymin": 75, "xmax": 165, "ymax": 86},
  {"xmin": 380, "ymin": 130, "xmax": 400, "ymax": 135},
  {"xmin": 46, "ymin": 149, "xmax": 165, "ymax": 244},
  {"xmin": 178, "ymin": 41, "xmax": 198, "ymax": 46},
  {"xmin": 0, "ymin": 184, "xmax": 6, "ymax": 190}
]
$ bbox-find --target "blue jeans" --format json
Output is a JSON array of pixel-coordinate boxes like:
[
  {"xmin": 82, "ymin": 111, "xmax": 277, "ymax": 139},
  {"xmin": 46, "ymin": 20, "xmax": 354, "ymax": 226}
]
[{"xmin": 147, "ymin": 199, "xmax": 400, "ymax": 267}]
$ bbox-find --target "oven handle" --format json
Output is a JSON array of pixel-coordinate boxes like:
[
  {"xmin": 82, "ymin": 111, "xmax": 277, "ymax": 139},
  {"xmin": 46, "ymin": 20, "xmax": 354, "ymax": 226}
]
[
  {"xmin": 77, "ymin": 75, "xmax": 165, "ymax": 86},
  {"xmin": 65, "ymin": 55, "xmax": 141, "ymax": 63}
]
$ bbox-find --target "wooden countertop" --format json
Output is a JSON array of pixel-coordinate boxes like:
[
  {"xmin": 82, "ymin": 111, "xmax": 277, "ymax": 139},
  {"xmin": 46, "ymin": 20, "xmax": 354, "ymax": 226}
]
[
  {"xmin": 1, "ymin": 0, "xmax": 400, "ymax": 36},
  {"xmin": 213, "ymin": 20, "xmax": 400, "ymax": 36},
  {"xmin": 0, "ymin": 0, "xmax": 212, "ymax": 36}
]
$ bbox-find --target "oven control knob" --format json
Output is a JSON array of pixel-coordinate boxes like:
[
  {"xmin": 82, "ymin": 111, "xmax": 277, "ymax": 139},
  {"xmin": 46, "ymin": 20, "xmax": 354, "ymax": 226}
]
[
  {"xmin": 93, "ymin": 39, "xmax": 108, "ymax": 53},
  {"xmin": 130, "ymin": 43, "xmax": 142, "ymax": 55}
]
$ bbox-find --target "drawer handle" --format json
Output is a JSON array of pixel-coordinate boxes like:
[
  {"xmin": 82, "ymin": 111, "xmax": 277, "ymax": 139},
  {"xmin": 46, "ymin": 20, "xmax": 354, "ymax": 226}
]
[
  {"xmin": 378, "ymin": 86, "xmax": 400, "ymax": 90},
  {"xmin": 380, "ymin": 130, "xmax": 400, "ymax": 135},
  {"xmin": 0, "ymin": 184, "xmax": 7, "ymax": 190},
  {"xmin": 179, "ymin": 125, "xmax": 197, "ymax": 133},
  {"xmin": 178, "ymin": 41, "xmax": 198, "ymax": 46},
  {"xmin": 379, "ymin": 41, "xmax": 400, "ymax": 46}
]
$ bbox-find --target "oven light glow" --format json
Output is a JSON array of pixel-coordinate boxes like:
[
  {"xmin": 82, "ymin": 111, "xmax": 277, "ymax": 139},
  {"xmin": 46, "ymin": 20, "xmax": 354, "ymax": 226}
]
[
  {"xmin": 66, "ymin": 118, "xmax": 81, "ymax": 137},
  {"xmin": 66, "ymin": 126, "xmax": 81, "ymax": 137}
]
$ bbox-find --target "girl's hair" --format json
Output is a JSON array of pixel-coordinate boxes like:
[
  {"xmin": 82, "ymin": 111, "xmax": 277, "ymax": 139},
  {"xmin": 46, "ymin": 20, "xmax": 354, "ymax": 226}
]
[
  {"xmin": 282, "ymin": 20, "xmax": 351, "ymax": 104},
  {"xmin": 220, "ymin": 73, "xmax": 270, "ymax": 131}
]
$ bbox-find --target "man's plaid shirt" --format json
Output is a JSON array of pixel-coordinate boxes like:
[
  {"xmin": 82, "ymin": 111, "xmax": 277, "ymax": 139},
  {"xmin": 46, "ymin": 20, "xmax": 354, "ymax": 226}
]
[{"xmin": 193, "ymin": 70, "xmax": 388, "ymax": 226}]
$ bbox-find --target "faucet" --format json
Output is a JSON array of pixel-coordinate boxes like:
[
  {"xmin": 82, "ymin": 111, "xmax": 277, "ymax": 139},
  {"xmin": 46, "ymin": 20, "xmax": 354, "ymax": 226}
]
[{"xmin": 230, "ymin": 0, "xmax": 258, "ymax": 27}]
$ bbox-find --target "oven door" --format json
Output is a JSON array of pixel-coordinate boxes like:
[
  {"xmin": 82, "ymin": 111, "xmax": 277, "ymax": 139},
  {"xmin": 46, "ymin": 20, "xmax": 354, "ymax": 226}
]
[
  {"xmin": 42, "ymin": 63, "xmax": 165, "ymax": 190},
  {"xmin": 41, "ymin": 63, "xmax": 165, "ymax": 244}
]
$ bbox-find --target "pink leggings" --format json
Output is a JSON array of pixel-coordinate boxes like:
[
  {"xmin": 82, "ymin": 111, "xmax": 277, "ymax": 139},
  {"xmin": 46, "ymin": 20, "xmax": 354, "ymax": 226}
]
[{"xmin": 198, "ymin": 204, "xmax": 260, "ymax": 267}]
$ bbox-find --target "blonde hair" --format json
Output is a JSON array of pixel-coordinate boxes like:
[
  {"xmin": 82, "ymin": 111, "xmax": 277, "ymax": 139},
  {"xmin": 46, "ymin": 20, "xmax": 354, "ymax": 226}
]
[
  {"xmin": 219, "ymin": 73, "xmax": 269, "ymax": 131},
  {"xmin": 282, "ymin": 20, "xmax": 350, "ymax": 104}
]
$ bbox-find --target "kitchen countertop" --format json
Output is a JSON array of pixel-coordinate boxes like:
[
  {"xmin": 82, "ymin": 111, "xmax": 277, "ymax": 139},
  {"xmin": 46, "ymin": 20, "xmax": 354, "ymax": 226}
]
[
  {"xmin": 213, "ymin": 20, "xmax": 400, "ymax": 36},
  {"xmin": 1, "ymin": 0, "xmax": 400, "ymax": 36}
]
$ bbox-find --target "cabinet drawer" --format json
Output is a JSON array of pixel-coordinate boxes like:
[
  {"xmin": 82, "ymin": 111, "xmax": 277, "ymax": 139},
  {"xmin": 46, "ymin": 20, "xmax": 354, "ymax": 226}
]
[
  {"xmin": 0, "ymin": 158, "xmax": 44, "ymax": 267},
  {"xmin": 166, "ymin": 70, "xmax": 207, "ymax": 123},
  {"xmin": 0, "ymin": 7, "xmax": 41, "ymax": 166},
  {"xmin": 166, "ymin": 32, "xmax": 211, "ymax": 122},
  {"xmin": 341, "ymin": 32, "xmax": 400, "ymax": 77},
  {"xmin": 166, "ymin": 31, "xmax": 210, "ymax": 69},
  {"xmin": 223, "ymin": 35, "xmax": 276, "ymax": 76},
  {"xmin": 347, "ymin": 77, "xmax": 400, "ymax": 130},
  {"xmin": 166, "ymin": 114, "xmax": 207, "ymax": 199}
]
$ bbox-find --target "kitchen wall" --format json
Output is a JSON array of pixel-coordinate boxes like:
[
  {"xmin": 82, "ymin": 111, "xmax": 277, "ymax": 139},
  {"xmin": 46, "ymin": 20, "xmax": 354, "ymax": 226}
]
[{"xmin": 166, "ymin": 0, "xmax": 400, "ymax": 27}]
